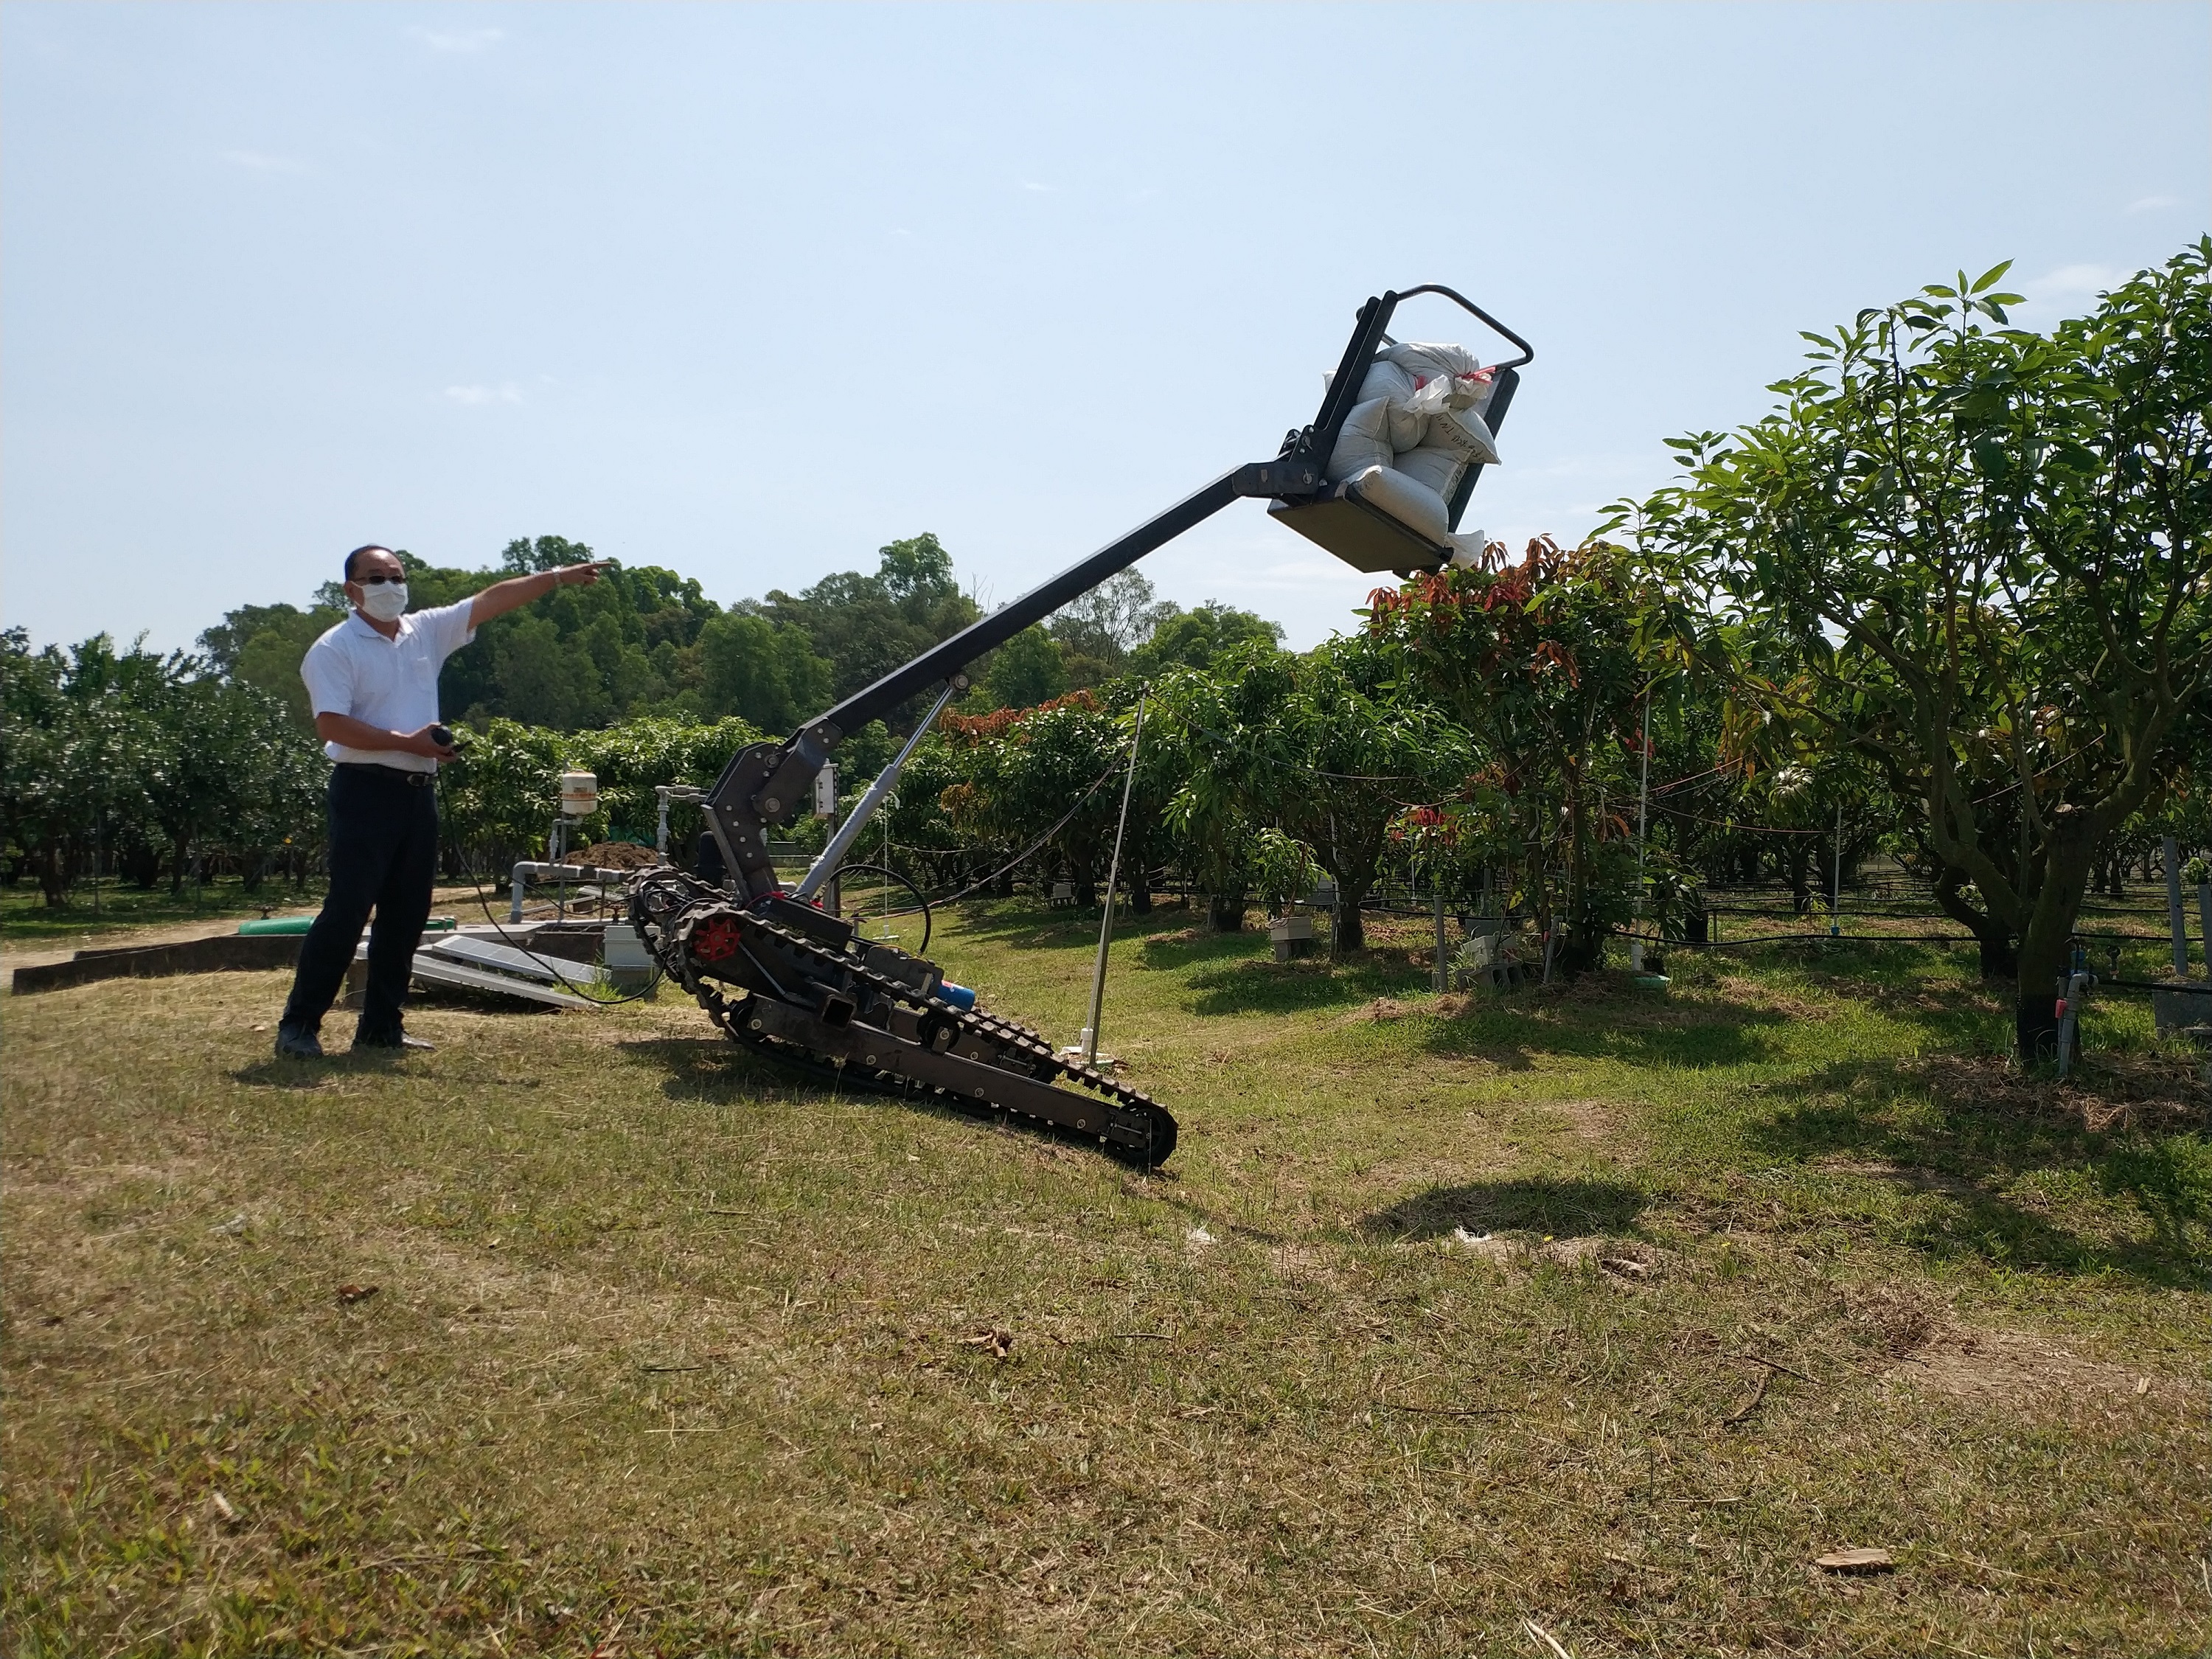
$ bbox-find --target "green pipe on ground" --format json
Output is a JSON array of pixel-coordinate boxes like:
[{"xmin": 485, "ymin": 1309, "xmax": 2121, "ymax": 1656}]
[{"xmin": 238, "ymin": 916, "xmax": 458, "ymax": 936}]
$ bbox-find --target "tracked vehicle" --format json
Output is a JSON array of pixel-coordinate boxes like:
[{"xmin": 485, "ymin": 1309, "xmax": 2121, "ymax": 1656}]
[{"xmin": 630, "ymin": 286, "xmax": 1531, "ymax": 1166}]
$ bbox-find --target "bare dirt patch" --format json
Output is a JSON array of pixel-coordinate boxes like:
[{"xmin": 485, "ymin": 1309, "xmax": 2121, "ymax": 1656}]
[
  {"xmin": 1539, "ymin": 1097, "xmax": 1620, "ymax": 1143},
  {"xmin": 1890, "ymin": 1326, "xmax": 2157, "ymax": 1404},
  {"xmin": 1714, "ymin": 974, "xmax": 1837, "ymax": 1021},
  {"xmin": 1818, "ymin": 1158, "xmax": 1982, "ymax": 1199}
]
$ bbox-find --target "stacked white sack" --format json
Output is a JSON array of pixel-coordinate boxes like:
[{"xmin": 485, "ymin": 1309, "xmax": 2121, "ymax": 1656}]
[{"xmin": 1321, "ymin": 341, "xmax": 1501, "ymax": 563}]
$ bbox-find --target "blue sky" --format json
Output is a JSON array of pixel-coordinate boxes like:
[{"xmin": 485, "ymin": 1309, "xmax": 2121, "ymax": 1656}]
[{"xmin": 4, "ymin": 2, "xmax": 2206, "ymax": 655}]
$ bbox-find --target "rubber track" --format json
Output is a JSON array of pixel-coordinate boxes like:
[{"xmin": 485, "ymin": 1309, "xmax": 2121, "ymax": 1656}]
[{"xmin": 635, "ymin": 884, "xmax": 1172, "ymax": 1151}]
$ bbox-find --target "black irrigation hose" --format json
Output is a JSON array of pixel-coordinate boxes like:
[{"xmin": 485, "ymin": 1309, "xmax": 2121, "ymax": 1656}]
[
  {"xmin": 834, "ymin": 860, "xmax": 933, "ymax": 954},
  {"xmin": 873, "ymin": 754, "xmax": 1128, "ymax": 916},
  {"xmin": 1618, "ymin": 931, "xmax": 1975, "ymax": 951}
]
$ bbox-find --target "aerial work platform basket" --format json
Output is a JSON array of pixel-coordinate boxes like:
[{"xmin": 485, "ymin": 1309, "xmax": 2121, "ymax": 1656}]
[{"xmin": 1267, "ymin": 283, "xmax": 1531, "ymax": 574}]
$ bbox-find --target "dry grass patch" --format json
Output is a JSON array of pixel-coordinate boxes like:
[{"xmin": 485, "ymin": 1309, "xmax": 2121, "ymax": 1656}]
[{"xmin": 7, "ymin": 908, "xmax": 2211, "ymax": 1656}]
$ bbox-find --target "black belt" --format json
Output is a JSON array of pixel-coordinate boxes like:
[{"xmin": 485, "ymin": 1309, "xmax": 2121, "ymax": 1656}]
[{"xmin": 335, "ymin": 762, "xmax": 436, "ymax": 788}]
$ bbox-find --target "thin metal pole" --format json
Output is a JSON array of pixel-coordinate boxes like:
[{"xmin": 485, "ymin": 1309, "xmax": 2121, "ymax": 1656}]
[
  {"xmin": 1084, "ymin": 691, "xmax": 1147, "ymax": 1066},
  {"xmin": 2198, "ymin": 876, "xmax": 2211, "ymax": 981},
  {"xmin": 795, "ymin": 680, "xmax": 959, "ymax": 902},
  {"xmin": 1632, "ymin": 689, "xmax": 1651, "ymax": 970},
  {"xmin": 1829, "ymin": 804, "xmax": 1843, "ymax": 938},
  {"xmin": 2166, "ymin": 836, "xmax": 2188, "ymax": 977},
  {"xmin": 1433, "ymin": 885, "xmax": 1448, "ymax": 993}
]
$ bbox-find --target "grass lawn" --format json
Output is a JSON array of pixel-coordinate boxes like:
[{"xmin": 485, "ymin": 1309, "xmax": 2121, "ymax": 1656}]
[
  {"xmin": 4, "ymin": 897, "xmax": 2207, "ymax": 1656},
  {"xmin": 1, "ymin": 877, "xmax": 330, "ymax": 946}
]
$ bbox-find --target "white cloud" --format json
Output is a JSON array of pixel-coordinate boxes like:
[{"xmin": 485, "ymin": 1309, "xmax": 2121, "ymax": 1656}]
[
  {"xmin": 220, "ymin": 149, "xmax": 307, "ymax": 175},
  {"xmin": 1020, "ymin": 180, "xmax": 1053, "ymax": 194},
  {"xmin": 2025, "ymin": 261, "xmax": 2126, "ymax": 298},
  {"xmin": 408, "ymin": 25, "xmax": 504, "ymax": 53},
  {"xmin": 445, "ymin": 383, "xmax": 524, "ymax": 406},
  {"xmin": 2126, "ymin": 193, "xmax": 2181, "ymax": 215},
  {"xmin": 2009, "ymin": 261, "xmax": 2134, "ymax": 328}
]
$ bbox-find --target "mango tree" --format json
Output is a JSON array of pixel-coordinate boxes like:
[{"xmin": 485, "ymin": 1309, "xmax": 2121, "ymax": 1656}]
[
  {"xmin": 1628, "ymin": 241, "xmax": 2212, "ymax": 1057},
  {"xmin": 1149, "ymin": 639, "xmax": 1467, "ymax": 954},
  {"xmin": 1368, "ymin": 539, "xmax": 1674, "ymax": 973}
]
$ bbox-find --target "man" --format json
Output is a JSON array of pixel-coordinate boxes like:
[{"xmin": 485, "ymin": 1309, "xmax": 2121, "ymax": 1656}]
[{"xmin": 274, "ymin": 543, "xmax": 609, "ymax": 1059}]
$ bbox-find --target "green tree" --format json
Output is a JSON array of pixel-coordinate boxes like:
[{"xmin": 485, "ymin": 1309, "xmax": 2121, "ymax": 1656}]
[
  {"xmin": 760, "ymin": 535, "xmax": 981, "ymax": 721},
  {"xmin": 200, "ymin": 602, "xmax": 344, "ymax": 733},
  {"xmin": 1368, "ymin": 540, "xmax": 1673, "ymax": 970},
  {"xmin": 695, "ymin": 611, "xmax": 834, "ymax": 732},
  {"xmin": 1048, "ymin": 569, "xmax": 1175, "ymax": 686},
  {"xmin": 1625, "ymin": 243, "xmax": 2212, "ymax": 1057},
  {"xmin": 1129, "ymin": 602, "xmax": 1284, "ymax": 678},
  {"xmin": 984, "ymin": 625, "xmax": 1069, "ymax": 710},
  {"xmin": 2, "ymin": 630, "xmax": 323, "ymax": 905}
]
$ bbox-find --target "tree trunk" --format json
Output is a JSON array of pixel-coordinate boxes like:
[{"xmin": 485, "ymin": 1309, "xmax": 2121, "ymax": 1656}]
[
  {"xmin": 37, "ymin": 843, "xmax": 71, "ymax": 908},
  {"xmin": 1130, "ymin": 867, "xmax": 1152, "ymax": 915},
  {"xmin": 169, "ymin": 832, "xmax": 190, "ymax": 897},
  {"xmin": 1332, "ymin": 894, "xmax": 1365, "ymax": 956},
  {"xmin": 1786, "ymin": 839, "xmax": 1813, "ymax": 914},
  {"xmin": 1207, "ymin": 891, "xmax": 1248, "ymax": 933},
  {"xmin": 1556, "ymin": 922, "xmax": 1607, "ymax": 975},
  {"xmin": 2014, "ymin": 808, "xmax": 2100, "ymax": 1064},
  {"xmin": 1931, "ymin": 868, "xmax": 2016, "ymax": 980}
]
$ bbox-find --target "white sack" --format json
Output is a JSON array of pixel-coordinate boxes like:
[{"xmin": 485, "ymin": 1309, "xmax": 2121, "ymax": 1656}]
[
  {"xmin": 1448, "ymin": 529, "xmax": 1490, "ymax": 571},
  {"xmin": 1326, "ymin": 399, "xmax": 1399, "ymax": 484},
  {"xmin": 1323, "ymin": 359, "xmax": 1425, "ymax": 450},
  {"xmin": 1368, "ymin": 362, "xmax": 1426, "ymax": 448},
  {"xmin": 1347, "ymin": 463, "xmax": 1450, "ymax": 543},
  {"xmin": 1385, "ymin": 340, "xmax": 1482, "ymax": 386},
  {"xmin": 1393, "ymin": 445, "xmax": 1470, "ymax": 501},
  {"xmin": 1357, "ymin": 359, "xmax": 1417, "ymax": 406},
  {"xmin": 1416, "ymin": 404, "xmax": 1502, "ymax": 468}
]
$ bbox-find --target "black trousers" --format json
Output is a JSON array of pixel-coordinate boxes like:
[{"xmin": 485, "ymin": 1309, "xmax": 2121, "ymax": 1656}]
[{"xmin": 281, "ymin": 766, "xmax": 439, "ymax": 1042}]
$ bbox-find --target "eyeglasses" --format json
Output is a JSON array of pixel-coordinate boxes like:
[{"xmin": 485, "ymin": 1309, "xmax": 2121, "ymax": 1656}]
[{"xmin": 354, "ymin": 573, "xmax": 406, "ymax": 585}]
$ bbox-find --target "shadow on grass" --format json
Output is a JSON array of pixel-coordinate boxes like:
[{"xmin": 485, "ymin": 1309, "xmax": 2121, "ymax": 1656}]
[
  {"xmin": 615, "ymin": 1033, "xmax": 1161, "ymax": 1166},
  {"xmin": 1183, "ymin": 953, "xmax": 1428, "ymax": 1016},
  {"xmin": 231, "ymin": 1047, "xmax": 459, "ymax": 1088},
  {"xmin": 1745, "ymin": 1054, "xmax": 2210, "ymax": 1284},
  {"xmin": 1416, "ymin": 992, "xmax": 1790, "ymax": 1072},
  {"xmin": 1695, "ymin": 937, "xmax": 2012, "ymax": 1053},
  {"xmin": 1360, "ymin": 1177, "xmax": 1648, "ymax": 1241},
  {"xmin": 940, "ymin": 897, "xmax": 1145, "ymax": 956}
]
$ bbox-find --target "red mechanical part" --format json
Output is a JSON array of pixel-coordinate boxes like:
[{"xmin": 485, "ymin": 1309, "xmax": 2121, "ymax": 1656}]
[{"xmin": 691, "ymin": 914, "xmax": 745, "ymax": 966}]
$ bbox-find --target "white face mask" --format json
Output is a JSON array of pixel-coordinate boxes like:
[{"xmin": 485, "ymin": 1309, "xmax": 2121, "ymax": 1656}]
[{"xmin": 355, "ymin": 581, "xmax": 408, "ymax": 622}]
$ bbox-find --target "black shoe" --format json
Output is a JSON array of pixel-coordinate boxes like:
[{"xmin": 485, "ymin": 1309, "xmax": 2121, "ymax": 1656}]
[
  {"xmin": 353, "ymin": 1031, "xmax": 435, "ymax": 1053},
  {"xmin": 274, "ymin": 1026, "xmax": 324, "ymax": 1060}
]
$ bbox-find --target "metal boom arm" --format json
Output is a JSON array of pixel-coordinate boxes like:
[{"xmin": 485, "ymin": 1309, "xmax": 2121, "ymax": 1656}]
[
  {"xmin": 697, "ymin": 459, "xmax": 1320, "ymax": 903},
  {"xmin": 695, "ymin": 282, "xmax": 1533, "ymax": 907}
]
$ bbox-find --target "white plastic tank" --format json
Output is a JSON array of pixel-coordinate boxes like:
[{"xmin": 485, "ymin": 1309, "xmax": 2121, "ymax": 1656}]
[{"xmin": 560, "ymin": 771, "xmax": 599, "ymax": 818}]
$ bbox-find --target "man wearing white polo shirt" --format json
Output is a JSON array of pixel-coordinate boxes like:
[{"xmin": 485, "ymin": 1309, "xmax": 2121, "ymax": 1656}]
[{"xmin": 275, "ymin": 543, "xmax": 608, "ymax": 1059}]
